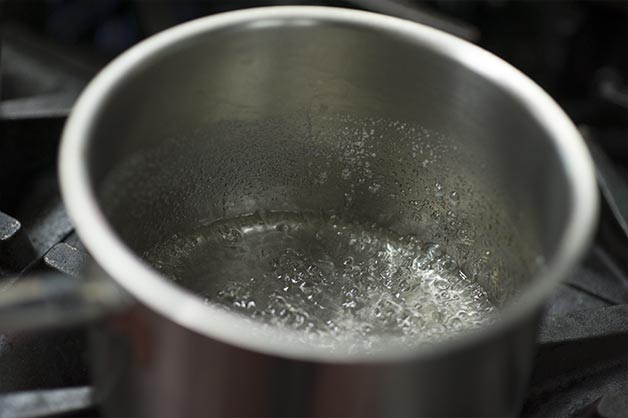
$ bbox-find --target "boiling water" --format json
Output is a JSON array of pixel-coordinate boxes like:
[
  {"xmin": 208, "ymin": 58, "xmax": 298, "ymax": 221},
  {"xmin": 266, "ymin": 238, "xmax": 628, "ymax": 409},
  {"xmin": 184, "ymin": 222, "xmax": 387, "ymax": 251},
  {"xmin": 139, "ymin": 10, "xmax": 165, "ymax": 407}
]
[{"xmin": 143, "ymin": 211, "xmax": 497, "ymax": 351}]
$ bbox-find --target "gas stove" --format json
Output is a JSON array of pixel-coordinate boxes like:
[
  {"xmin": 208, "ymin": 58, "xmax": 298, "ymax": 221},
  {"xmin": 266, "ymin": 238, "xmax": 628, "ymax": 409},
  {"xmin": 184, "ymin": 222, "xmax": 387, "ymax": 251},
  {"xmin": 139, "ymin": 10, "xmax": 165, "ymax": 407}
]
[{"xmin": 1, "ymin": 1, "xmax": 626, "ymax": 417}]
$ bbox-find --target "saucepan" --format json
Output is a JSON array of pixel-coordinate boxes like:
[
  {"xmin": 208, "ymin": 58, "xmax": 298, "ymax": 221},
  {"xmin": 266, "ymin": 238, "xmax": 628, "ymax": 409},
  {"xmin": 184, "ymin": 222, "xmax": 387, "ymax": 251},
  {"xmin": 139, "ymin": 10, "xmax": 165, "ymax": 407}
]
[{"xmin": 0, "ymin": 6, "xmax": 597, "ymax": 417}]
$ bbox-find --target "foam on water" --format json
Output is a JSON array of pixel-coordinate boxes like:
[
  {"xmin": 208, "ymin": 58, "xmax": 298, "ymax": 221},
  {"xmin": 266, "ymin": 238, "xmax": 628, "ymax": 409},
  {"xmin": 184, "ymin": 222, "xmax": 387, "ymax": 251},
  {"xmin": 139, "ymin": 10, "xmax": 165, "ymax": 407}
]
[{"xmin": 143, "ymin": 211, "xmax": 497, "ymax": 352}]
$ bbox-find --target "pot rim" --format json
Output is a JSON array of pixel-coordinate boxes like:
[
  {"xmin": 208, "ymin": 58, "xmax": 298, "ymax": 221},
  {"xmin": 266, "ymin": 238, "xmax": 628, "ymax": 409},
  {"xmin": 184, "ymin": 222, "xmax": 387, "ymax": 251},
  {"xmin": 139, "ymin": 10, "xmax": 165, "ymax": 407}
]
[{"xmin": 59, "ymin": 5, "xmax": 598, "ymax": 362}]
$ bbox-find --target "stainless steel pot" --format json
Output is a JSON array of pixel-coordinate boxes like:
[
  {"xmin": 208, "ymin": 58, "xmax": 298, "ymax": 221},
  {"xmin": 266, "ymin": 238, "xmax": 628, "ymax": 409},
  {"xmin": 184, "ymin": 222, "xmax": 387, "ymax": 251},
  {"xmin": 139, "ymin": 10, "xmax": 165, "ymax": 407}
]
[{"xmin": 0, "ymin": 6, "xmax": 598, "ymax": 417}]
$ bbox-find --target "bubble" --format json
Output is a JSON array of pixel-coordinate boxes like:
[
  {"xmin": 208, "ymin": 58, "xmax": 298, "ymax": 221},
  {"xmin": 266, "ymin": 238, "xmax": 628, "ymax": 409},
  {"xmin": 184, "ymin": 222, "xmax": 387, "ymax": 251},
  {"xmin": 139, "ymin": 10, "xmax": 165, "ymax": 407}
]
[
  {"xmin": 434, "ymin": 279, "xmax": 450, "ymax": 291},
  {"xmin": 368, "ymin": 182, "xmax": 381, "ymax": 193},
  {"xmin": 306, "ymin": 264, "xmax": 320, "ymax": 275},
  {"xmin": 219, "ymin": 226, "xmax": 242, "ymax": 243},
  {"xmin": 425, "ymin": 243, "xmax": 444, "ymax": 258},
  {"xmin": 144, "ymin": 210, "xmax": 499, "ymax": 353},
  {"xmin": 412, "ymin": 255, "xmax": 431, "ymax": 271},
  {"xmin": 449, "ymin": 317, "xmax": 464, "ymax": 331},
  {"xmin": 342, "ymin": 300, "xmax": 357, "ymax": 309},
  {"xmin": 440, "ymin": 257, "xmax": 458, "ymax": 272}
]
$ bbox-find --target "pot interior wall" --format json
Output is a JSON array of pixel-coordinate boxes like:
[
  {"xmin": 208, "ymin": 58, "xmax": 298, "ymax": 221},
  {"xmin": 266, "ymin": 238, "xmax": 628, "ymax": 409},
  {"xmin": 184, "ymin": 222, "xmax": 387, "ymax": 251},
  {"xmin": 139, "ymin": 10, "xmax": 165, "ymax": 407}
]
[{"xmin": 87, "ymin": 17, "xmax": 572, "ymax": 306}]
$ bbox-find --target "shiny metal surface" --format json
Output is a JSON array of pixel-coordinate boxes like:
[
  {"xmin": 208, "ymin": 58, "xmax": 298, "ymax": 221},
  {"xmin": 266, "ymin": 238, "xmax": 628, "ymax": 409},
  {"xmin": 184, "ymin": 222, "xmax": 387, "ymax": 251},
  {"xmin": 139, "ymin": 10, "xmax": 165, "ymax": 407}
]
[
  {"xmin": 57, "ymin": 6, "xmax": 598, "ymax": 416},
  {"xmin": 0, "ymin": 274, "xmax": 128, "ymax": 333},
  {"xmin": 91, "ymin": 297, "xmax": 540, "ymax": 417},
  {"xmin": 0, "ymin": 386, "xmax": 93, "ymax": 418}
]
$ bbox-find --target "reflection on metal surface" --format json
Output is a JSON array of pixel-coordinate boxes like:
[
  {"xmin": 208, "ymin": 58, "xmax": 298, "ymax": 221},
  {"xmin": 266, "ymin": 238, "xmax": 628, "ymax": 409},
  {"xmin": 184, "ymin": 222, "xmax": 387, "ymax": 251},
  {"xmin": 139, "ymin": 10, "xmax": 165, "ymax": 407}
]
[{"xmin": 0, "ymin": 386, "xmax": 92, "ymax": 418}]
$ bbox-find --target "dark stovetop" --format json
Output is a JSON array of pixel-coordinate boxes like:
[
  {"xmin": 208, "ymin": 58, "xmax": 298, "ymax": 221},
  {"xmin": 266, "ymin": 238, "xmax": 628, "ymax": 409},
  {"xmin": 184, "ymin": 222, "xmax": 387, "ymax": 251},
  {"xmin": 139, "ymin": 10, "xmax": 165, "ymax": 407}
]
[{"xmin": 0, "ymin": 1, "xmax": 627, "ymax": 417}]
